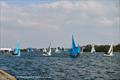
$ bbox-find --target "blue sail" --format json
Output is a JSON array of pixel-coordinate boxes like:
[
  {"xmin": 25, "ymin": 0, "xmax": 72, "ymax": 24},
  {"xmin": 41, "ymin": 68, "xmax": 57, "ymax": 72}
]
[
  {"xmin": 77, "ymin": 44, "xmax": 81, "ymax": 53},
  {"xmin": 14, "ymin": 42, "xmax": 21, "ymax": 56},
  {"xmin": 69, "ymin": 35, "xmax": 81, "ymax": 57},
  {"xmin": 28, "ymin": 48, "xmax": 32, "ymax": 52},
  {"xmin": 72, "ymin": 35, "xmax": 76, "ymax": 49}
]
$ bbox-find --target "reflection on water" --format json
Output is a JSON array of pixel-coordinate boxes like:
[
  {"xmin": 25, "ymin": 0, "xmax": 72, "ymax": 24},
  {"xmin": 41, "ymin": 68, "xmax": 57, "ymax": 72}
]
[{"xmin": 0, "ymin": 52, "xmax": 120, "ymax": 80}]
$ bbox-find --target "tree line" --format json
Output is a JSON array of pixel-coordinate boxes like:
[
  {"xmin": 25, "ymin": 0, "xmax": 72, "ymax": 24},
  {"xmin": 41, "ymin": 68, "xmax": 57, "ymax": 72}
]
[{"xmin": 83, "ymin": 44, "xmax": 120, "ymax": 52}]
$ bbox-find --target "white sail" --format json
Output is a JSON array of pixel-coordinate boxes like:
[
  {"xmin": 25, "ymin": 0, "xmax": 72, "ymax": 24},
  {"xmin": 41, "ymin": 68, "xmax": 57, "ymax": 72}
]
[
  {"xmin": 91, "ymin": 44, "xmax": 95, "ymax": 53},
  {"xmin": 81, "ymin": 47, "xmax": 84, "ymax": 54},
  {"xmin": 107, "ymin": 44, "xmax": 113, "ymax": 56},
  {"xmin": 104, "ymin": 44, "xmax": 113, "ymax": 56},
  {"xmin": 55, "ymin": 48, "xmax": 60, "ymax": 53},
  {"xmin": 43, "ymin": 48, "xmax": 47, "ymax": 53},
  {"xmin": 47, "ymin": 48, "xmax": 51, "ymax": 56},
  {"xmin": 43, "ymin": 43, "xmax": 52, "ymax": 56}
]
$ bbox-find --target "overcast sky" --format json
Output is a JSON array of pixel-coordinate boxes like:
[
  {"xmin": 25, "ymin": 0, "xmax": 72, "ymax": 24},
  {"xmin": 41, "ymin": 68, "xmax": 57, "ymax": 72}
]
[{"xmin": 0, "ymin": 0, "xmax": 120, "ymax": 48}]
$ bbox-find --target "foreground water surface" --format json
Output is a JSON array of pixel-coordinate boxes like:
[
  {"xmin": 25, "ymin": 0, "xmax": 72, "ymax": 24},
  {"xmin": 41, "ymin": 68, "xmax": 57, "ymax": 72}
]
[{"xmin": 0, "ymin": 52, "xmax": 120, "ymax": 80}]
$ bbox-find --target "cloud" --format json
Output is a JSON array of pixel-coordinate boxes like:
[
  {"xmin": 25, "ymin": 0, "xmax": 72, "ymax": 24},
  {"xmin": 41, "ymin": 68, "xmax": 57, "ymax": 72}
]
[
  {"xmin": 31, "ymin": 0, "xmax": 118, "ymax": 15},
  {"xmin": 98, "ymin": 17, "xmax": 113, "ymax": 26},
  {"xmin": 0, "ymin": 0, "xmax": 119, "ymax": 48},
  {"xmin": 0, "ymin": 1, "xmax": 9, "ymax": 8}
]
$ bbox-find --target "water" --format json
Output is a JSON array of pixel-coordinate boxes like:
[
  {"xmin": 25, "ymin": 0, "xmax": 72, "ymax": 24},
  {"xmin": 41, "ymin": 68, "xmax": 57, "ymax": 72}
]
[{"xmin": 0, "ymin": 52, "xmax": 120, "ymax": 80}]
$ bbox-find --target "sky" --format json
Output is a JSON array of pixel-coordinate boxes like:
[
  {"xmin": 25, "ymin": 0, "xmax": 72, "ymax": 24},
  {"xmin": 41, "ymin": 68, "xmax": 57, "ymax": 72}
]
[{"xmin": 0, "ymin": 0, "xmax": 120, "ymax": 48}]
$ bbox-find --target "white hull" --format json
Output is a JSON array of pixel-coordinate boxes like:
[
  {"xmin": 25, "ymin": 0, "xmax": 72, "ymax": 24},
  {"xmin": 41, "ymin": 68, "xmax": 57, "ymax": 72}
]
[
  {"xmin": 43, "ymin": 54, "xmax": 49, "ymax": 56},
  {"xmin": 43, "ymin": 50, "xmax": 51, "ymax": 56},
  {"xmin": 104, "ymin": 53, "xmax": 113, "ymax": 57}
]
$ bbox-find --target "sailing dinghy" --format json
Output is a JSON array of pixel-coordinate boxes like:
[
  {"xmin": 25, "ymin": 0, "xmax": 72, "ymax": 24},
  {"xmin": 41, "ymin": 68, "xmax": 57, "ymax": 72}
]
[
  {"xmin": 13, "ymin": 43, "xmax": 21, "ymax": 56},
  {"xmin": 104, "ymin": 44, "xmax": 113, "ymax": 56},
  {"xmin": 91, "ymin": 44, "xmax": 96, "ymax": 53},
  {"xmin": 68, "ymin": 35, "xmax": 81, "ymax": 57},
  {"xmin": 43, "ymin": 43, "xmax": 52, "ymax": 56},
  {"xmin": 55, "ymin": 47, "xmax": 60, "ymax": 53}
]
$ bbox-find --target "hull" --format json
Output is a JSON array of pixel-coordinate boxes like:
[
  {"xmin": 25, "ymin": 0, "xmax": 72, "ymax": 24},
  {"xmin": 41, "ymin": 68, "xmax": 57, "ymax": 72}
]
[
  {"xmin": 104, "ymin": 53, "xmax": 113, "ymax": 57},
  {"xmin": 69, "ymin": 53, "xmax": 80, "ymax": 58}
]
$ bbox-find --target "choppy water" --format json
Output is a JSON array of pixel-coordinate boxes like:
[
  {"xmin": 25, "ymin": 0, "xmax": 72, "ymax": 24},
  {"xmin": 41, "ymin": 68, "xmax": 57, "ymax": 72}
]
[{"xmin": 0, "ymin": 52, "xmax": 120, "ymax": 80}]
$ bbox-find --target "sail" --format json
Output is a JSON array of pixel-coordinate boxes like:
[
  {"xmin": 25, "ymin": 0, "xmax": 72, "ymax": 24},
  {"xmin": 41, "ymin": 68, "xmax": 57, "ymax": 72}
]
[
  {"xmin": 55, "ymin": 48, "xmax": 60, "ymax": 53},
  {"xmin": 48, "ymin": 42, "xmax": 51, "ymax": 51},
  {"xmin": 68, "ymin": 35, "xmax": 81, "ymax": 57},
  {"xmin": 77, "ymin": 44, "xmax": 81, "ymax": 53},
  {"xmin": 17, "ymin": 49, "xmax": 21, "ymax": 56},
  {"xmin": 44, "ymin": 42, "xmax": 51, "ymax": 56},
  {"xmin": 28, "ymin": 48, "xmax": 32, "ymax": 52},
  {"xmin": 72, "ymin": 35, "xmax": 76, "ymax": 49},
  {"xmin": 107, "ymin": 44, "xmax": 113, "ymax": 55},
  {"xmin": 81, "ymin": 46, "xmax": 85, "ymax": 54},
  {"xmin": 14, "ymin": 42, "xmax": 21, "ymax": 56},
  {"xmin": 104, "ymin": 44, "xmax": 113, "ymax": 56},
  {"xmin": 91, "ymin": 44, "xmax": 95, "ymax": 53},
  {"xmin": 43, "ymin": 48, "xmax": 47, "ymax": 53},
  {"xmin": 47, "ymin": 48, "xmax": 51, "ymax": 56}
]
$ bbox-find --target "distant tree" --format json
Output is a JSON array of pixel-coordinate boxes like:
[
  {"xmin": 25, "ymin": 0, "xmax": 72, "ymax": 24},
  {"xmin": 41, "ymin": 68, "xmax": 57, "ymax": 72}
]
[
  {"xmin": 83, "ymin": 44, "xmax": 120, "ymax": 52},
  {"xmin": 114, "ymin": 44, "xmax": 120, "ymax": 52},
  {"xmin": 84, "ymin": 44, "xmax": 91, "ymax": 52}
]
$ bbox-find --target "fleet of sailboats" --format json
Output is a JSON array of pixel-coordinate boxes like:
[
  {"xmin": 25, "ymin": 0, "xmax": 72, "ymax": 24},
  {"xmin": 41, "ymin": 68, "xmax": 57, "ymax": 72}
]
[{"xmin": 0, "ymin": 36, "xmax": 114, "ymax": 57}]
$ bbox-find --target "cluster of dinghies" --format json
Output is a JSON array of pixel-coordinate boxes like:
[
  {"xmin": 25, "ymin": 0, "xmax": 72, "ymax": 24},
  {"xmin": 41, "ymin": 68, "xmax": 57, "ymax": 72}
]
[{"xmin": 0, "ymin": 35, "xmax": 113, "ymax": 57}]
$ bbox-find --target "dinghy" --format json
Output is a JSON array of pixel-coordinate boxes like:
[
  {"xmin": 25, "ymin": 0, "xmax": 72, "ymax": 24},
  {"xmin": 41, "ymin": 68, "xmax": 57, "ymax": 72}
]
[
  {"xmin": 43, "ymin": 48, "xmax": 47, "ymax": 53},
  {"xmin": 27, "ymin": 48, "xmax": 33, "ymax": 52},
  {"xmin": 43, "ymin": 43, "xmax": 52, "ymax": 56},
  {"xmin": 91, "ymin": 44, "xmax": 96, "ymax": 53},
  {"xmin": 13, "ymin": 43, "xmax": 21, "ymax": 56},
  {"xmin": 104, "ymin": 44, "xmax": 113, "ymax": 56},
  {"xmin": 68, "ymin": 35, "xmax": 81, "ymax": 57},
  {"xmin": 55, "ymin": 47, "xmax": 60, "ymax": 53}
]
